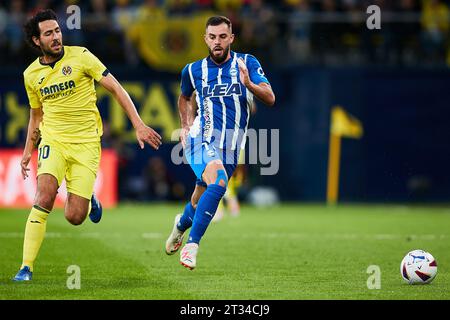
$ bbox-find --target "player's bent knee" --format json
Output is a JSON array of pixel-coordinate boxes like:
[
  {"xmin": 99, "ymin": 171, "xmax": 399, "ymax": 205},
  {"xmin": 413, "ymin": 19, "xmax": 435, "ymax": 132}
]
[
  {"xmin": 66, "ymin": 215, "xmax": 85, "ymax": 226},
  {"xmin": 203, "ymin": 165, "xmax": 228, "ymax": 187},
  {"xmin": 215, "ymin": 169, "xmax": 228, "ymax": 188},
  {"xmin": 65, "ymin": 210, "xmax": 86, "ymax": 226},
  {"xmin": 217, "ymin": 179, "xmax": 227, "ymax": 188}
]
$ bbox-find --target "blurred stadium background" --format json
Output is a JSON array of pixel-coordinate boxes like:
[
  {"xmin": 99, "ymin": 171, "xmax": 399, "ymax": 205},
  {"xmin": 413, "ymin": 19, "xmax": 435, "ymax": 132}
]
[{"xmin": 1, "ymin": 0, "xmax": 450, "ymax": 207}]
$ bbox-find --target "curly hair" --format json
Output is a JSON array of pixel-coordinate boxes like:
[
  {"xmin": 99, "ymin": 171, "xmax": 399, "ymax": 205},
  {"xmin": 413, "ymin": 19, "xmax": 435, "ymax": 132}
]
[{"xmin": 23, "ymin": 9, "xmax": 59, "ymax": 53}]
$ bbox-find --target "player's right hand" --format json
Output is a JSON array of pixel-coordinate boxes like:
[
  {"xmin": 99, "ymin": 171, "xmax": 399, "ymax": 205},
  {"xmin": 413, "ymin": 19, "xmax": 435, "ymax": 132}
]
[
  {"xmin": 21, "ymin": 153, "xmax": 31, "ymax": 180},
  {"xmin": 180, "ymin": 126, "xmax": 190, "ymax": 149},
  {"xmin": 136, "ymin": 124, "xmax": 162, "ymax": 150}
]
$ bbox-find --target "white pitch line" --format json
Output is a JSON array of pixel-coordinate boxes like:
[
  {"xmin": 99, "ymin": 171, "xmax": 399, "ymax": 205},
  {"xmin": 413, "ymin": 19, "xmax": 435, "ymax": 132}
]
[
  {"xmin": 239, "ymin": 233, "xmax": 447, "ymax": 241},
  {"xmin": 141, "ymin": 233, "xmax": 163, "ymax": 239},
  {"xmin": 0, "ymin": 232, "xmax": 446, "ymax": 241},
  {"xmin": 0, "ymin": 232, "xmax": 163, "ymax": 239}
]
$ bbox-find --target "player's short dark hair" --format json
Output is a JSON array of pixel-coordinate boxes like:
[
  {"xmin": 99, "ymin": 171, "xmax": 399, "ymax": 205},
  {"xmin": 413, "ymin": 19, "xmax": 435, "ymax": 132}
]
[
  {"xmin": 24, "ymin": 9, "xmax": 59, "ymax": 52},
  {"xmin": 206, "ymin": 16, "xmax": 232, "ymax": 31}
]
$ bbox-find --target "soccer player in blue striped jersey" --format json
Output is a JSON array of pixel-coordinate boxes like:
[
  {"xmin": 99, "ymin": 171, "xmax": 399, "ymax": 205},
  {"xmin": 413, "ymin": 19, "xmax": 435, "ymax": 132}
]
[{"xmin": 165, "ymin": 16, "xmax": 275, "ymax": 270}]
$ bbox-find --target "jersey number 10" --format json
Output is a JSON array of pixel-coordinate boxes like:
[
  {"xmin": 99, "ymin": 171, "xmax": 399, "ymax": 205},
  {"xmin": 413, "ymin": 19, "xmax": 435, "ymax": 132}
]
[{"xmin": 38, "ymin": 145, "xmax": 50, "ymax": 160}]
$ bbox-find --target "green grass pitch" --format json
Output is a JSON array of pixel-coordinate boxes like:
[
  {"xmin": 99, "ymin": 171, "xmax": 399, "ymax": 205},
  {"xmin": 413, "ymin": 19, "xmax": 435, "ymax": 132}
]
[{"xmin": 1, "ymin": 203, "xmax": 449, "ymax": 300}]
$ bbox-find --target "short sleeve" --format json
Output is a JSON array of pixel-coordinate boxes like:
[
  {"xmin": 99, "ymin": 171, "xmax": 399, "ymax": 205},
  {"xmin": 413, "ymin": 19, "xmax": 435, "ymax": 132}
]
[
  {"xmin": 24, "ymin": 74, "xmax": 41, "ymax": 109},
  {"xmin": 180, "ymin": 64, "xmax": 194, "ymax": 97},
  {"xmin": 246, "ymin": 55, "xmax": 270, "ymax": 85},
  {"xmin": 81, "ymin": 48, "xmax": 108, "ymax": 82}
]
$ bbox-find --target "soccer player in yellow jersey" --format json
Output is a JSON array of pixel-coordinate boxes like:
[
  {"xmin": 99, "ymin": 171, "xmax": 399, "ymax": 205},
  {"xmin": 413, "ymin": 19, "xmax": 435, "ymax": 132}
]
[{"xmin": 13, "ymin": 9, "xmax": 162, "ymax": 281}]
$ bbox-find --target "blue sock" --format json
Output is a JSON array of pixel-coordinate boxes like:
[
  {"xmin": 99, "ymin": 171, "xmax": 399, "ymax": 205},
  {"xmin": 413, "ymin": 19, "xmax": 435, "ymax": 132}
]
[
  {"xmin": 177, "ymin": 202, "xmax": 196, "ymax": 232},
  {"xmin": 187, "ymin": 184, "xmax": 226, "ymax": 244}
]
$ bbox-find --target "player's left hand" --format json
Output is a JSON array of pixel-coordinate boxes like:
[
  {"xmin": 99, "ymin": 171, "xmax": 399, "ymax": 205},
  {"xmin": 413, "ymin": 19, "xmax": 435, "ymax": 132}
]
[
  {"xmin": 237, "ymin": 58, "xmax": 251, "ymax": 87},
  {"xmin": 136, "ymin": 124, "xmax": 162, "ymax": 150},
  {"xmin": 20, "ymin": 153, "xmax": 31, "ymax": 180}
]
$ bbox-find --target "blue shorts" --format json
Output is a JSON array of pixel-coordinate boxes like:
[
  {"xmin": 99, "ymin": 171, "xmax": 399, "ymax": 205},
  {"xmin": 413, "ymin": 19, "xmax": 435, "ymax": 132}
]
[{"xmin": 185, "ymin": 136, "xmax": 239, "ymax": 187}]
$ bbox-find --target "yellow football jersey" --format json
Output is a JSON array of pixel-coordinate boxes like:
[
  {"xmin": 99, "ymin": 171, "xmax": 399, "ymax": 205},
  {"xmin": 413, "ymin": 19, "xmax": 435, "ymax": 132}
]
[{"xmin": 23, "ymin": 46, "xmax": 108, "ymax": 143}]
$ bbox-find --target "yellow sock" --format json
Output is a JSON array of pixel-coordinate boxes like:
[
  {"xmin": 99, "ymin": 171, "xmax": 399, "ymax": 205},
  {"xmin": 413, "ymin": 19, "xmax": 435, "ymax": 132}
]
[
  {"xmin": 88, "ymin": 201, "xmax": 92, "ymax": 215},
  {"xmin": 234, "ymin": 168, "xmax": 244, "ymax": 187},
  {"xmin": 21, "ymin": 206, "xmax": 50, "ymax": 272},
  {"xmin": 227, "ymin": 177, "xmax": 237, "ymax": 198},
  {"xmin": 217, "ymin": 199, "xmax": 225, "ymax": 212}
]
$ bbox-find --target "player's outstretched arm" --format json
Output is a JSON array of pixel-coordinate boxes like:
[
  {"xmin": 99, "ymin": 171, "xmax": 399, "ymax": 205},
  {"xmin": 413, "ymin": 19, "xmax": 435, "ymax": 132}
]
[
  {"xmin": 237, "ymin": 58, "xmax": 275, "ymax": 107},
  {"xmin": 99, "ymin": 73, "xmax": 162, "ymax": 150},
  {"xmin": 21, "ymin": 107, "xmax": 43, "ymax": 179}
]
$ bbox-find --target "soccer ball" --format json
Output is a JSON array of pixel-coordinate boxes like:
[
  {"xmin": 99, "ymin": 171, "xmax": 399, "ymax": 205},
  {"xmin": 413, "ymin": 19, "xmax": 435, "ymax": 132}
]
[{"xmin": 400, "ymin": 249, "xmax": 437, "ymax": 285}]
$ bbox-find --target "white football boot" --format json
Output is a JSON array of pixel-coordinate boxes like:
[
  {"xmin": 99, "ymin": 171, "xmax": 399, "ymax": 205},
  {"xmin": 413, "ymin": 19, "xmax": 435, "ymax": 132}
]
[
  {"xmin": 180, "ymin": 243, "xmax": 199, "ymax": 270},
  {"xmin": 165, "ymin": 214, "xmax": 185, "ymax": 255}
]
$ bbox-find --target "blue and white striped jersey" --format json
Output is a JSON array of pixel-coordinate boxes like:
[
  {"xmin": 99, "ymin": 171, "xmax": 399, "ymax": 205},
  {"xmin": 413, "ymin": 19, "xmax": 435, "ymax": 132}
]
[{"xmin": 180, "ymin": 51, "xmax": 269, "ymax": 150}]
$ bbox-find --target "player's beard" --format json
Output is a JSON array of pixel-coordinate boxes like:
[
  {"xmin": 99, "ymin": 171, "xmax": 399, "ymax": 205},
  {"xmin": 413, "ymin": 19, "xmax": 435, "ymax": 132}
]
[
  {"xmin": 209, "ymin": 45, "xmax": 230, "ymax": 64},
  {"xmin": 41, "ymin": 40, "xmax": 63, "ymax": 59}
]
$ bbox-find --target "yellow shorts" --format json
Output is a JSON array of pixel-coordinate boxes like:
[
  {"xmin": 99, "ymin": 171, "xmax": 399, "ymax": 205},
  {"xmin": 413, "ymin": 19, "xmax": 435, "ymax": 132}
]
[{"xmin": 37, "ymin": 138, "xmax": 101, "ymax": 200}]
